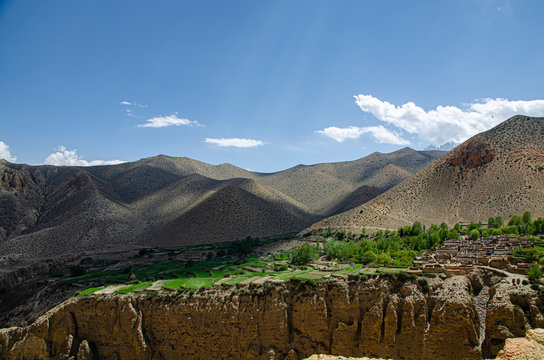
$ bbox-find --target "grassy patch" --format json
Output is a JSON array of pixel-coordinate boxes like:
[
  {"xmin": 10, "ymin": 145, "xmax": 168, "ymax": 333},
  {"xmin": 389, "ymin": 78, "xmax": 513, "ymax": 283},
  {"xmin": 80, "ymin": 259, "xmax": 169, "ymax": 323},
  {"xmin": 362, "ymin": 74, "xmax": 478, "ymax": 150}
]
[
  {"xmin": 78, "ymin": 286, "xmax": 105, "ymax": 295},
  {"xmin": 336, "ymin": 264, "xmax": 363, "ymax": 275},
  {"xmin": 163, "ymin": 278, "xmax": 186, "ymax": 290},
  {"xmin": 293, "ymin": 272, "xmax": 326, "ymax": 280},
  {"xmin": 115, "ymin": 282, "xmax": 152, "ymax": 294},
  {"xmin": 221, "ymin": 274, "xmax": 261, "ymax": 285},
  {"xmin": 164, "ymin": 277, "xmax": 219, "ymax": 289}
]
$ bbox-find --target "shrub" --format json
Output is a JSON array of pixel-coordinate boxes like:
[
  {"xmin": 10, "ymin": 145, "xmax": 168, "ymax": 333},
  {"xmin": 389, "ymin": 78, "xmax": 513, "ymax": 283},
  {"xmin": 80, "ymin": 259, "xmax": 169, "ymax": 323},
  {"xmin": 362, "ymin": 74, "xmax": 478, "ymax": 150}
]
[
  {"xmin": 528, "ymin": 262, "xmax": 543, "ymax": 282},
  {"xmin": 69, "ymin": 265, "xmax": 86, "ymax": 277},
  {"xmin": 376, "ymin": 252, "xmax": 392, "ymax": 265},
  {"xmin": 418, "ymin": 278, "xmax": 429, "ymax": 293},
  {"xmin": 362, "ymin": 250, "xmax": 377, "ymax": 264},
  {"xmin": 513, "ymin": 247, "xmax": 543, "ymax": 259},
  {"xmin": 274, "ymin": 263, "xmax": 289, "ymax": 271},
  {"xmin": 501, "ymin": 225, "xmax": 519, "ymax": 235},
  {"xmin": 411, "ymin": 222, "xmax": 423, "ymax": 236},
  {"xmin": 397, "ymin": 271, "xmax": 417, "ymax": 282},
  {"xmin": 522, "ymin": 279, "xmax": 530, "ymax": 285},
  {"xmin": 469, "ymin": 229, "xmax": 480, "ymax": 240},
  {"xmin": 289, "ymin": 243, "xmax": 319, "ymax": 264}
]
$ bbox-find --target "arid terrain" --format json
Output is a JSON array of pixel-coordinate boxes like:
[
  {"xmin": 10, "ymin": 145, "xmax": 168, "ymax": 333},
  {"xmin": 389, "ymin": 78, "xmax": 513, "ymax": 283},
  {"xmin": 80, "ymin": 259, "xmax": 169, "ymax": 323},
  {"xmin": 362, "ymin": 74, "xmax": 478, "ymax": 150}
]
[
  {"xmin": 0, "ymin": 148, "xmax": 442, "ymax": 265},
  {"xmin": 305, "ymin": 116, "xmax": 544, "ymax": 234},
  {"xmin": 1, "ymin": 116, "xmax": 544, "ymax": 360}
]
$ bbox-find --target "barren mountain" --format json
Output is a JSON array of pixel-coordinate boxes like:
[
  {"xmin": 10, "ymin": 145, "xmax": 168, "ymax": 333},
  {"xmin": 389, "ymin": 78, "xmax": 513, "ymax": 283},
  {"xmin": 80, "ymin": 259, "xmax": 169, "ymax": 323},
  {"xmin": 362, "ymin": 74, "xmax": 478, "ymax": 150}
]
[
  {"xmin": 0, "ymin": 148, "xmax": 442, "ymax": 263},
  {"xmin": 305, "ymin": 115, "xmax": 544, "ymax": 234}
]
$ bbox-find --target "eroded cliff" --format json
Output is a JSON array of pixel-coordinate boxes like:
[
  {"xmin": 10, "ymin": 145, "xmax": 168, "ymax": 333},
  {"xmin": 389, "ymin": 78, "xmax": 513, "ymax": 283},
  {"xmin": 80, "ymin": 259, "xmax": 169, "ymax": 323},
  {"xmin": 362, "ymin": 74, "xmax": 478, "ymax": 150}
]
[{"xmin": 0, "ymin": 275, "xmax": 541, "ymax": 360}]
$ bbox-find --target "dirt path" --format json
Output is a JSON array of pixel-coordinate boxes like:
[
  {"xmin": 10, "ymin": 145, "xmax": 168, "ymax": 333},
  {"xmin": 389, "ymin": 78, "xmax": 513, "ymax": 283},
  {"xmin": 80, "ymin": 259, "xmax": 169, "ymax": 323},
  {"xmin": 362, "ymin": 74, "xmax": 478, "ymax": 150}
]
[{"xmin": 477, "ymin": 266, "xmax": 527, "ymax": 283}]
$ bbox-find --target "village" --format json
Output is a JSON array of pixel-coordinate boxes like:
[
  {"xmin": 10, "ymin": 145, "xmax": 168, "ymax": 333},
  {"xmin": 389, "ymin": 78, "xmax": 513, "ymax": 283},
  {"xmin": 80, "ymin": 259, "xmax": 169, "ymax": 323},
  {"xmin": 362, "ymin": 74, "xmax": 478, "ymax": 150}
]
[{"xmin": 408, "ymin": 235, "xmax": 534, "ymax": 277}]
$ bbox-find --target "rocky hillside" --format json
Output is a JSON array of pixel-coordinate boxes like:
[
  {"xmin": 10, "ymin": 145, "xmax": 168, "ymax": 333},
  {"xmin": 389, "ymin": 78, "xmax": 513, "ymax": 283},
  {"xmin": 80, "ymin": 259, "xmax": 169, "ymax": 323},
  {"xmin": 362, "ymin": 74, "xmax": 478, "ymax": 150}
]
[
  {"xmin": 0, "ymin": 273, "xmax": 541, "ymax": 360},
  {"xmin": 305, "ymin": 116, "xmax": 544, "ymax": 233},
  {"xmin": 0, "ymin": 149, "xmax": 442, "ymax": 264}
]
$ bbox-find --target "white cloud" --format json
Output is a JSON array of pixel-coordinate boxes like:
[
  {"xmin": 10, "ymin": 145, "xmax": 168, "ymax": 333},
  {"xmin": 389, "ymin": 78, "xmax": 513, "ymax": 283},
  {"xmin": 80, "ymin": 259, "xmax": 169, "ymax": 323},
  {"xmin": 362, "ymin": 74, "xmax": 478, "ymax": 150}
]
[
  {"xmin": 137, "ymin": 114, "xmax": 202, "ymax": 128},
  {"xmin": 205, "ymin": 138, "xmax": 265, "ymax": 148},
  {"xmin": 317, "ymin": 126, "xmax": 363, "ymax": 142},
  {"xmin": 44, "ymin": 146, "xmax": 125, "ymax": 166},
  {"xmin": 120, "ymin": 101, "xmax": 146, "ymax": 108},
  {"xmin": 317, "ymin": 125, "xmax": 410, "ymax": 145},
  {"xmin": 0, "ymin": 141, "xmax": 16, "ymax": 162},
  {"xmin": 354, "ymin": 95, "xmax": 544, "ymax": 145}
]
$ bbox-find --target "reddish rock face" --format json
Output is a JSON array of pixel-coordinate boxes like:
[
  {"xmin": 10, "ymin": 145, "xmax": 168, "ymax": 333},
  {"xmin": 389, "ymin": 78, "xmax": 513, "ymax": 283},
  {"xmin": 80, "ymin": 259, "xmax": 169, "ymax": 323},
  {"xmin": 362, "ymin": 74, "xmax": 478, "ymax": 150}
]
[
  {"xmin": 0, "ymin": 169, "xmax": 28, "ymax": 191},
  {"xmin": 449, "ymin": 137, "xmax": 497, "ymax": 168}
]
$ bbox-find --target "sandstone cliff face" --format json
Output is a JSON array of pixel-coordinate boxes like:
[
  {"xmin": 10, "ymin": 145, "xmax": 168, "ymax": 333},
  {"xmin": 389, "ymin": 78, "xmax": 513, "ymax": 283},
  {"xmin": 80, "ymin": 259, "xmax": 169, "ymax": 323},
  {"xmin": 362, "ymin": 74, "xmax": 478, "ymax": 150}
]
[
  {"xmin": 495, "ymin": 328, "xmax": 544, "ymax": 360},
  {"xmin": 0, "ymin": 276, "xmax": 540, "ymax": 360},
  {"xmin": 484, "ymin": 282, "xmax": 544, "ymax": 356}
]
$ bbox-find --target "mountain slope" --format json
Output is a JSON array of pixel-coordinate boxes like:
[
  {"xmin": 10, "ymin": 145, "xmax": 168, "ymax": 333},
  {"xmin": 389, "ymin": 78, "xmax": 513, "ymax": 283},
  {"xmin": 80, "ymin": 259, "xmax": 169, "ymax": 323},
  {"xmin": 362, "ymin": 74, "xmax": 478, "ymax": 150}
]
[
  {"xmin": 305, "ymin": 116, "xmax": 544, "ymax": 233},
  {"xmin": 0, "ymin": 148, "xmax": 443, "ymax": 263},
  {"xmin": 147, "ymin": 181, "xmax": 316, "ymax": 247}
]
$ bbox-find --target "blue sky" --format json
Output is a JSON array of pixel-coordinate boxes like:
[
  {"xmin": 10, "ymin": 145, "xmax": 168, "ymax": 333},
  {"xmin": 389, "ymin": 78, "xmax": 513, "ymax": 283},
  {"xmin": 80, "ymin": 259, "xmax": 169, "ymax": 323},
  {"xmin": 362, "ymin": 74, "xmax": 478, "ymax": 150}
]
[{"xmin": 1, "ymin": 0, "xmax": 543, "ymax": 172}]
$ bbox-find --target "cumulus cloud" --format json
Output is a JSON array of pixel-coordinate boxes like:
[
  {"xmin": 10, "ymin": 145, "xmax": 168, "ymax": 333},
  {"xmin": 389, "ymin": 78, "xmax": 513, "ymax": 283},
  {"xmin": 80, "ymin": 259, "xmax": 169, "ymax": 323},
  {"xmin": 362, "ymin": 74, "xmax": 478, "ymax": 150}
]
[
  {"xmin": 0, "ymin": 141, "xmax": 16, "ymax": 162},
  {"xmin": 205, "ymin": 138, "xmax": 265, "ymax": 148},
  {"xmin": 119, "ymin": 101, "xmax": 132, "ymax": 105},
  {"xmin": 317, "ymin": 125, "xmax": 410, "ymax": 145},
  {"xmin": 354, "ymin": 95, "xmax": 544, "ymax": 145},
  {"xmin": 137, "ymin": 114, "xmax": 202, "ymax": 128},
  {"xmin": 44, "ymin": 146, "xmax": 125, "ymax": 166}
]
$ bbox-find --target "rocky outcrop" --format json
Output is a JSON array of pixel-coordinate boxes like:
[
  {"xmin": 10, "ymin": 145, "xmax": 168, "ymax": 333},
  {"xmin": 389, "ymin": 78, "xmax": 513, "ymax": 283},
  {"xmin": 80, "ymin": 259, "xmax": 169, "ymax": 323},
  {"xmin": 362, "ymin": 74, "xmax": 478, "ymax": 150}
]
[
  {"xmin": 0, "ymin": 276, "xmax": 541, "ymax": 360},
  {"xmin": 495, "ymin": 328, "xmax": 544, "ymax": 360},
  {"xmin": 449, "ymin": 136, "xmax": 497, "ymax": 169},
  {"xmin": 484, "ymin": 281, "xmax": 544, "ymax": 357}
]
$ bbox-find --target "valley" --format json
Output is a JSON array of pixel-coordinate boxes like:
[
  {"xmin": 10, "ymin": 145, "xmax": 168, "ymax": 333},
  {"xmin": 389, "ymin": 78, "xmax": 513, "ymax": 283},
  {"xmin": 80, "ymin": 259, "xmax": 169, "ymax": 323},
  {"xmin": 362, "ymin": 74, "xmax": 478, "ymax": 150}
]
[{"xmin": 1, "ymin": 116, "xmax": 544, "ymax": 359}]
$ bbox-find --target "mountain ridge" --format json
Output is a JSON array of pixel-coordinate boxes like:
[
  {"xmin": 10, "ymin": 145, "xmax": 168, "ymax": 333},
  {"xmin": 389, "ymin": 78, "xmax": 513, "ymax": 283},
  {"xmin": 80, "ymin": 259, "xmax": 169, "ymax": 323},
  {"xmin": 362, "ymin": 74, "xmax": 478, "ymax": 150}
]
[
  {"xmin": 0, "ymin": 147, "xmax": 443, "ymax": 264},
  {"xmin": 303, "ymin": 115, "xmax": 544, "ymax": 234}
]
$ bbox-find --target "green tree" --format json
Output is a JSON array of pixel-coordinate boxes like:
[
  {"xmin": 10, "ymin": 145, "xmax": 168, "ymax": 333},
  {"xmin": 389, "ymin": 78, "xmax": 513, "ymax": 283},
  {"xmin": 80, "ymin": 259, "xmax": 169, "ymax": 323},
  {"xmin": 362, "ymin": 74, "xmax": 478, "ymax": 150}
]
[
  {"xmin": 488, "ymin": 217, "xmax": 497, "ymax": 229},
  {"xmin": 469, "ymin": 229, "xmax": 480, "ymax": 240},
  {"xmin": 522, "ymin": 211, "xmax": 532, "ymax": 225},
  {"xmin": 501, "ymin": 225, "xmax": 519, "ymax": 235},
  {"xmin": 289, "ymin": 243, "xmax": 319, "ymax": 264},
  {"xmin": 411, "ymin": 222, "xmax": 423, "ymax": 236},
  {"xmin": 534, "ymin": 218, "xmax": 544, "ymax": 234},
  {"xmin": 509, "ymin": 215, "xmax": 522, "ymax": 227},
  {"xmin": 527, "ymin": 262, "xmax": 543, "ymax": 282},
  {"xmin": 362, "ymin": 250, "xmax": 377, "ymax": 264},
  {"xmin": 377, "ymin": 252, "xmax": 392, "ymax": 265}
]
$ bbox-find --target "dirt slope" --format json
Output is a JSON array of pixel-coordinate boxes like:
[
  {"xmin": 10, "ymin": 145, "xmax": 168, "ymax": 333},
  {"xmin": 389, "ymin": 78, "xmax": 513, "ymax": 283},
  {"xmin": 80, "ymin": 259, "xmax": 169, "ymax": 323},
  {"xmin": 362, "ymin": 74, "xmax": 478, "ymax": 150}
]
[
  {"xmin": 305, "ymin": 116, "xmax": 544, "ymax": 233},
  {"xmin": 0, "ymin": 148, "xmax": 442, "ymax": 263}
]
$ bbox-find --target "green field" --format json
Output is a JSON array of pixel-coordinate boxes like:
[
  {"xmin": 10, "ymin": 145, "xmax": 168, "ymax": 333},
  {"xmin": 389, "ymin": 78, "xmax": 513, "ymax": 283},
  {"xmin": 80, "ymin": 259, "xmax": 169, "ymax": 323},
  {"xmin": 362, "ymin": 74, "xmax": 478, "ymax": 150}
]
[
  {"xmin": 115, "ymin": 282, "xmax": 152, "ymax": 294},
  {"xmin": 78, "ymin": 286, "xmax": 105, "ymax": 295},
  {"xmin": 164, "ymin": 277, "xmax": 219, "ymax": 289},
  {"xmin": 72, "ymin": 239, "xmax": 419, "ymax": 295}
]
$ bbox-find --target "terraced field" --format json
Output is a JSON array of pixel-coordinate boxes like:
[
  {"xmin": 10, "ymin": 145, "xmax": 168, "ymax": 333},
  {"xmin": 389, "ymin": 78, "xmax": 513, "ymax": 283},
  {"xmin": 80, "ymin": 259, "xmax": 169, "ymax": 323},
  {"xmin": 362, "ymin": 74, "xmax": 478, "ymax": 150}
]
[{"xmin": 74, "ymin": 253, "xmax": 409, "ymax": 295}]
